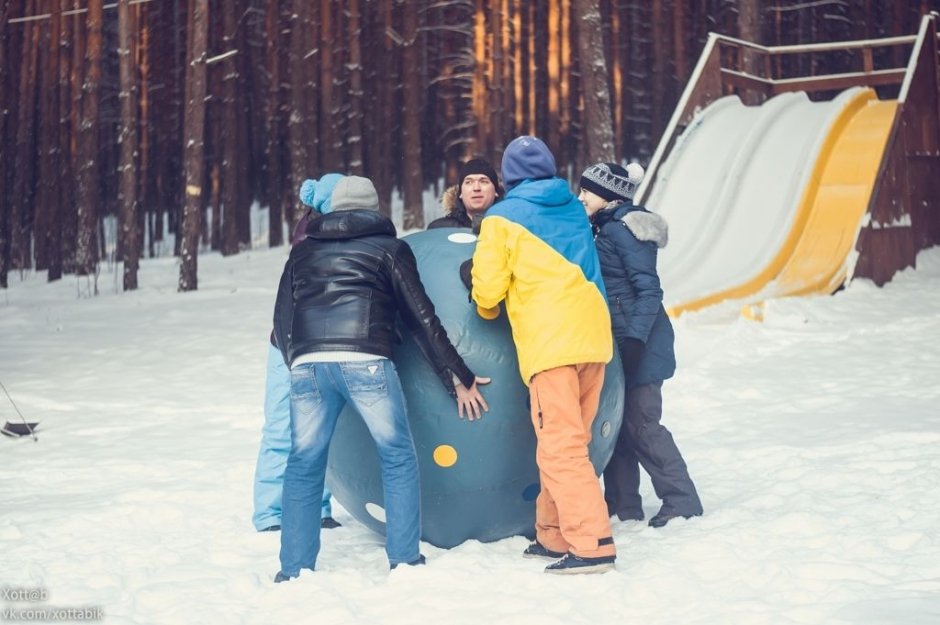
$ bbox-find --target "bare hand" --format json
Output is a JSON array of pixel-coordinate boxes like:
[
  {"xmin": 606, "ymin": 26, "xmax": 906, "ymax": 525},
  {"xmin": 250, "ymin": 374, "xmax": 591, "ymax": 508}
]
[{"xmin": 455, "ymin": 376, "xmax": 491, "ymax": 421}]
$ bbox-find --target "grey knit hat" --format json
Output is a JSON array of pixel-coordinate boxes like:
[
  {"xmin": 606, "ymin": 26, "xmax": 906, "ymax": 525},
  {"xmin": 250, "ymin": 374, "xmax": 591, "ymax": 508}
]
[
  {"xmin": 330, "ymin": 176, "xmax": 379, "ymax": 212},
  {"xmin": 579, "ymin": 162, "xmax": 644, "ymax": 202}
]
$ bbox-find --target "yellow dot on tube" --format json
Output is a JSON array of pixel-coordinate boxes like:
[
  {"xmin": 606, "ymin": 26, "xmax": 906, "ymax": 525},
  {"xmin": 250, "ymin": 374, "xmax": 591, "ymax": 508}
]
[{"xmin": 433, "ymin": 445, "xmax": 458, "ymax": 468}]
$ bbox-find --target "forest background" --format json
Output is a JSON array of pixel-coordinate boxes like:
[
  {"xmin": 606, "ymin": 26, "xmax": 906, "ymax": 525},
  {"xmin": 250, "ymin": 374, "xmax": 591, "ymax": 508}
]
[{"xmin": 0, "ymin": 0, "xmax": 938, "ymax": 291}]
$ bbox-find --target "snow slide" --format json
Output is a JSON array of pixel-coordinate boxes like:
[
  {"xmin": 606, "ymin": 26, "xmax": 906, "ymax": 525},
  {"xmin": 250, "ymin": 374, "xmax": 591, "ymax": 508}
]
[{"xmin": 645, "ymin": 87, "xmax": 897, "ymax": 316}]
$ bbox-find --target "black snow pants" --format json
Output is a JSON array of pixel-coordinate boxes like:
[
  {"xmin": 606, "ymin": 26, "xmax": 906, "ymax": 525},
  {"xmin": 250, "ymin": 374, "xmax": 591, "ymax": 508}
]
[{"xmin": 603, "ymin": 382, "xmax": 703, "ymax": 520}]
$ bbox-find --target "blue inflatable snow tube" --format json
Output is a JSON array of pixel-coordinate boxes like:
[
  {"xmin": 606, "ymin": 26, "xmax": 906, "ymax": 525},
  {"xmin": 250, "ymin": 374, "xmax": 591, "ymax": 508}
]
[{"xmin": 326, "ymin": 228, "xmax": 624, "ymax": 548}]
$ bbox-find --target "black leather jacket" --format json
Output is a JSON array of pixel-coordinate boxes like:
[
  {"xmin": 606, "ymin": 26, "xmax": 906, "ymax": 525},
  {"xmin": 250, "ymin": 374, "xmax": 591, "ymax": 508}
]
[{"xmin": 273, "ymin": 209, "xmax": 475, "ymax": 395}]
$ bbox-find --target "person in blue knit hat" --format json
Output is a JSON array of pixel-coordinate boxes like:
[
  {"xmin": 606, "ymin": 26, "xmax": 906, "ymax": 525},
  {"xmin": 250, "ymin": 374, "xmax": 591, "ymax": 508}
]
[
  {"xmin": 292, "ymin": 173, "xmax": 343, "ymax": 243},
  {"xmin": 253, "ymin": 175, "xmax": 345, "ymax": 533}
]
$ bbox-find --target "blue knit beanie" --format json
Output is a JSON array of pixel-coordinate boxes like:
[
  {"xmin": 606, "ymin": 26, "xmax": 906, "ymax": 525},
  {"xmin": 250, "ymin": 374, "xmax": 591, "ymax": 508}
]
[
  {"xmin": 500, "ymin": 136, "xmax": 556, "ymax": 189},
  {"xmin": 298, "ymin": 173, "xmax": 344, "ymax": 214}
]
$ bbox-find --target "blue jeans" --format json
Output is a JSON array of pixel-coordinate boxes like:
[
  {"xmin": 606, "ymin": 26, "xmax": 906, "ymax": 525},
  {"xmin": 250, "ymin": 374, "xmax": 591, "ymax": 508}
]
[
  {"xmin": 253, "ymin": 343, "xmax": 333, "ymax": 531},
  {"xmin": 279, "ymin": 359, "xmax": 421, "ymax": 576}
]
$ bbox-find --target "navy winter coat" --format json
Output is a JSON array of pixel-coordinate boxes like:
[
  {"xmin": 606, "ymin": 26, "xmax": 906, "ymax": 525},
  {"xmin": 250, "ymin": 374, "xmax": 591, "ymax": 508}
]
[{"xmin": 592, "ymin": 201, "xmax": 676, "ymax": 387}]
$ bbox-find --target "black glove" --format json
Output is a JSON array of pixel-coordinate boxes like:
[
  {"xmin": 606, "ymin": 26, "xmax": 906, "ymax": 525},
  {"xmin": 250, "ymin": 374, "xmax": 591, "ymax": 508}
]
[
  {"xmin": 459, "ymin": 259, "xmax": 474, "ymax": 291},
  {"xmin": 619, "ymin": 338, "xmax": 645, "ymax": 375}
]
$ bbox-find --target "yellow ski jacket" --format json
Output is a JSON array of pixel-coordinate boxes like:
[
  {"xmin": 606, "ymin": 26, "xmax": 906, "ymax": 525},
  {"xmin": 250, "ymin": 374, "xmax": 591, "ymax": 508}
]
[{"xmin": 471, "ymin": 178, "xmax": 613, "ymax": 384}]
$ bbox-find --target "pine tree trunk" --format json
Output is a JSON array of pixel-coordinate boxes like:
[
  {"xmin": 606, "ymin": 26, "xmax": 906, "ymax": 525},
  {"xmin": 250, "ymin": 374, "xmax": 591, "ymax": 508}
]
[
  {"xmin": 547, "ymin": 0, "xmax": 560, "ymax": 153},
  {"xmin": 57, "ymin": 0, "xmax": 77, "ymax": 274},
  {"xmin": 241, "ymin": 0, "xmax": 266, "ymax": 246},
  {"xmin": 347, "ymin": 0, "xmax": 364, "ymax": 174},
  {"xmin": 502, "ymin": 0, "xmax": 514, "ymax": 144},
  {"xmin": 534, "ymin": 3, "xmax": 548, "ymax": 139},
  {"xmin": 287, "ymin": 0, "xmax": 312, "ymax": 234},
  {"xmin": 472, "ymin": 0, "xmax": 488, "ymax": 156},
  {"xmin": 11, "ymin": 2, "xmax": 39, "ymax": 272},
  {"xmin": 527, "ymin": 3, "xmax": 536, "ymax": 133},
  {"xmin": 35, "ymin": 3, "xmax": 62, "ymax": 279},
  {"xmin": 208, "ymin": 163, "xmax": 219, "ymax": 248},
  {"xmin": 573, "ymin": 0, "xmax": 615, "ymax": 162},
  {"xmin": 263, "ymin": 0, "xmax": 283, "ymax": 247},
  {"xmin": 401, "ymin": 0, "xmax": 424, "ymax": 229},
  {"xmin": 206, "ymin": 13, "xmax": 222, "ymax": 252},
  {"xmin": 75, "ymin": 0, "xmax": 104, "ymax": 276},
  {"xmin": 319, "ymin": 0, "xmax": 338, "ymax": 171},
  {"xmin": 436, "ymin": 0, "xmax": 474, "ymax": 168},
  {"xmin": 235, "ymin": 28, "xmax": 252, "ymax": 251},
  {"xmin": 513, "ymin": 0, "xmax": 524, "ymax": 132},
  {"xmin": 606, "ymin": 2, "xmax": 618, "ymax": 157},
  {"xmin": 562, "ymin": 0, "xmax": 575, "ymax": 167},
  {"xmin": 673, "ymin": 0, "xmax": 687, "ymax": 89},
  {"xmin": 167, "ymin": 0, "xmax": 187, "ymax": 255},
  {"xmin": 178, "ymin": 0, "xmax": 209, "ymax": 292},
  {"xmin": 48, "ymin": 0, "xmax": 68, "ymax": 282},
  {"xmin": 372, "ymin": 0, "xmax": 396, "ymax": 218},
  {"xmin": 137, "ymin": 2, "xmax": 151, "ymax": 259},
  {"xmin": 650, "ymin": 0, "xmax": 665, "ymax": 139},
  {"xmin": 118, "ymin": 0, "xmax": 140, "ymax": 290},
  {"xmin": 627, "ymin": 0, "xmax": 652, "ymax": 160},
  {"xmin": 491, "ymin": 0, "xmax": 506, "ymax": 163},
  {"xmin": 0, "ymin": 1, "xmax": 12, "ymax": 288},
  {"xmin": 220, "ymin": 0, "xmax": 239, "ymax": 256}
]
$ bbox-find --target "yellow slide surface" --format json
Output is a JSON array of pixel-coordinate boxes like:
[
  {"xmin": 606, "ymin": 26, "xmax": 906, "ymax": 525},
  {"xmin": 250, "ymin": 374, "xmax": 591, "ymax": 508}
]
[{"xmin": 769, "ymin": 94, "xmax": 897, "ymax": 298}]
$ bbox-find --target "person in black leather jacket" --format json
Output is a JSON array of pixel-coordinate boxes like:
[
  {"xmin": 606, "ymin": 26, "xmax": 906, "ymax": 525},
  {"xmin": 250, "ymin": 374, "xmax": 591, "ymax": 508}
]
[{"xmin": 272, "ymin": 175, "xmax": 489, "ymax": 582}]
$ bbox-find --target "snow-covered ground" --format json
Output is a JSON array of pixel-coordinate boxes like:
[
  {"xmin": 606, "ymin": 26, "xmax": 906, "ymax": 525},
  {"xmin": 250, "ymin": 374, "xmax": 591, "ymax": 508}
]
[{"xmin": 2, "ymin": 244, "xmax": 939, "ymax": 625}]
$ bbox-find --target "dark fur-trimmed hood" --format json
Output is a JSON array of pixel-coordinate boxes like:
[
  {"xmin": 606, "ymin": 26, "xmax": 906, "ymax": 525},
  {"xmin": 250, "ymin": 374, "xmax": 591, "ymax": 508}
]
[{"xmin": 440, "ymin": 185, "xmax": 461, "ymax": 216}]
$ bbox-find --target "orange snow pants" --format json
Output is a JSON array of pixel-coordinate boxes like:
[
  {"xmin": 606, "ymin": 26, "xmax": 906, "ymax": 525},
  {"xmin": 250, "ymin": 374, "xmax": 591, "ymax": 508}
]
[{"xmin": 529, "ymin": 362, "xmax": 615, "ymax": 559}]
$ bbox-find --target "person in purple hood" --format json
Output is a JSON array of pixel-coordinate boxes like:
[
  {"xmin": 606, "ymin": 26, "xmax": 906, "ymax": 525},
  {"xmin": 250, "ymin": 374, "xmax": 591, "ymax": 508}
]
[{"xmin": 252, "ymin": 174, "xmax": 344, "ymax": 533}]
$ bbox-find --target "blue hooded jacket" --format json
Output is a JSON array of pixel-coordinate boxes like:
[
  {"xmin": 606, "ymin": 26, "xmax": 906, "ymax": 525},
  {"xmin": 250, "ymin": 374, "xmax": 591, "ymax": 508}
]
[{"xmin": 592, "ymin": 201, "xmax": 675, "ymax": 387}]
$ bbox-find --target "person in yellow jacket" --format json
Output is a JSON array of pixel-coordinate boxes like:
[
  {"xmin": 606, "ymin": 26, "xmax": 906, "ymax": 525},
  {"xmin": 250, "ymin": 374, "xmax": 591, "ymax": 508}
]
[{"xmin": 469, "ymin": 135, "xmax": 616, "ymax": 575}]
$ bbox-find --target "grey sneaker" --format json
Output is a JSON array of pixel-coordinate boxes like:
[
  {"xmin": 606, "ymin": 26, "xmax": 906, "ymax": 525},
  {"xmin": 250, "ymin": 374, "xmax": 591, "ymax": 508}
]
[
  {"xmin": 649, "ymin": 512, "xmax": 701, "ymax": 528},
  {"xmin": 522, "ymin": 541, "xmax": 565, "ymax": 560},
  {"xmin": 544, "ymin": 553, "xmax": 616, "ymax": 575}
]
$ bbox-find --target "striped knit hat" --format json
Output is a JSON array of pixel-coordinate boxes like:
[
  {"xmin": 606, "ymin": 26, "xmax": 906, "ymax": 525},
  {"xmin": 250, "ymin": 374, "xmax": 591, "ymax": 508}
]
[{"xmin": 579, "ymin": 162, "xmax": 643, "ymax": 202}]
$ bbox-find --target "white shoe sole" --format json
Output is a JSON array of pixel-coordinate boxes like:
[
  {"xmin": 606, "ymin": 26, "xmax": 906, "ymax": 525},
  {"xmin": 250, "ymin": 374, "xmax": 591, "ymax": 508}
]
[
  {"xmin": 523, "ymin": 552, "xmax": 563, "ymax": 560},
  {"xmin": 544, "ymin": 562, "xmax": 615, "ymax": 575}
]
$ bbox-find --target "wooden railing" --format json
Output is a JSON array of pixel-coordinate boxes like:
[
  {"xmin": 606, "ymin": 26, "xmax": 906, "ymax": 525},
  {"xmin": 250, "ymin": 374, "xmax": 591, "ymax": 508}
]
[
  {"xmin": 715, "ymin": 33, "xmax": 917, "ymax": 98},
  {"xmin": 636, "ymin": 13, "xmax": 940, "ymax": 289}
]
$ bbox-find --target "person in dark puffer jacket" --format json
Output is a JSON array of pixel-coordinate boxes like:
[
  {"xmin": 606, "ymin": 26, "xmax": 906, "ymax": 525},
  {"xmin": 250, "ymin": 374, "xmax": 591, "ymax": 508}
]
[
  {"xmin": 428, "ymin": 158, "xmax": 502, "ymax": 232},
  {"xmin": 579, "ymin": 161, "xmax": 703, "ymax": 529},
  {"xmin": 272, "ymin": 175, "xmax": 490, "ymax": 582}
]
